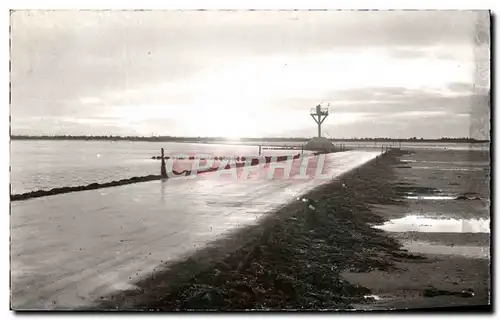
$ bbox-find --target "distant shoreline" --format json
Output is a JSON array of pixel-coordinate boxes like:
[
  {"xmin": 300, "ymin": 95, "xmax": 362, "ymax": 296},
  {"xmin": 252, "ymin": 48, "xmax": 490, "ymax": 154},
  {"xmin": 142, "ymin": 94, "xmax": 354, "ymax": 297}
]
[{"xmin": 10, "ymin": 136, "xmax": 489, "ymax": 144}]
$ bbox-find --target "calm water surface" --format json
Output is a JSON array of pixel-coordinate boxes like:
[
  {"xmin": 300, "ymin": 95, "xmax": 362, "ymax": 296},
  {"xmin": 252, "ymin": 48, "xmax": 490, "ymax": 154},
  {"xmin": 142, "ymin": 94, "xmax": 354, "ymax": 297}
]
[
  {"xmin": 10, "ymin": 140, "xmax": 489, "ymax": 194},
  {"xmin": 10, "ymin": 140, "xmax": 306, "ymax": 194}
]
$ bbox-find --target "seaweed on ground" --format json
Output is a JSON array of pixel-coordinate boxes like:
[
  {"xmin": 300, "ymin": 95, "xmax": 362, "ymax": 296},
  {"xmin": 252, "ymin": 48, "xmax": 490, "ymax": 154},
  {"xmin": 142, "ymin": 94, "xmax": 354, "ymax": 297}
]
[{"xmin": 95, "ymin": 150, "xmax": 413, "ymax": 311}]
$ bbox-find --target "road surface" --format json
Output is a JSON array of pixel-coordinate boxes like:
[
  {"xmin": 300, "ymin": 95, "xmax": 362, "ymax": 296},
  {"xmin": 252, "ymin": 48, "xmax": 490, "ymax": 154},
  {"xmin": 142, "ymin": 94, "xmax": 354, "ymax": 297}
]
[{"xmin": 11, "ymin": 150, "xmax": 379, "ymax": 309}]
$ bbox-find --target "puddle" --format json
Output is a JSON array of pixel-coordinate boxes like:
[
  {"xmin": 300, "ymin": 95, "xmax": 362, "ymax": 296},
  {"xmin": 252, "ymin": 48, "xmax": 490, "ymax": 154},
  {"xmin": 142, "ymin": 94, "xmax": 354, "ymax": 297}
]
[
  {"xmin": 402, "ymin": 241, "xmax": 490, "ymax": 259},
  {"xmin": 374, "ymin": 215, "xmax": 490, "ymax": 233},
  {"xmin": 394, "ymin": 185, "xmax": 440, "ymax": 195},
  {"xmin": 422, "ymin": 160, "xmax": 490, "ymax": 166},
  {"xmin": 406, "ymin": 195, "xmax": 456, "ymax": 200},
  {"xmin": 363, "ymin": 294, "xmax": 382, "ymax": 301},
  {"xmin": 412, "ymin": 166, "xmax": 483, "ymax": 172}
]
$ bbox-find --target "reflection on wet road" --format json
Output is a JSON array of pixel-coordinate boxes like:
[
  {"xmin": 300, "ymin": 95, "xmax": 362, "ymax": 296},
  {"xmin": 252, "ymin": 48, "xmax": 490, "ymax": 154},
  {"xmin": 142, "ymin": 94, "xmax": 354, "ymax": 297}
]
[{"xmin": 11, "ymin": 150, "xmax": 379, "ymax": 309}]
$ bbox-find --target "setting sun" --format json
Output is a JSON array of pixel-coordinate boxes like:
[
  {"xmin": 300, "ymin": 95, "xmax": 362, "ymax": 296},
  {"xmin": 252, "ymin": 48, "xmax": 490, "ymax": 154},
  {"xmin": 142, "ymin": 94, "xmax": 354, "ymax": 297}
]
[{"xmin": 186, "ymin": 110, "xmax": 259, "ymax": 138}]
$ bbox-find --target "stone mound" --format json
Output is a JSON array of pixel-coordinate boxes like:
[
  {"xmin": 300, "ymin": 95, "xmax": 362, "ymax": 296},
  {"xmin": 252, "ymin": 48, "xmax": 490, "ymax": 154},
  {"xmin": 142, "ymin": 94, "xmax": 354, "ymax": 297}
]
[{"xmin": 304, "ymin": 137, "xmax": 334, "ymax": 153}]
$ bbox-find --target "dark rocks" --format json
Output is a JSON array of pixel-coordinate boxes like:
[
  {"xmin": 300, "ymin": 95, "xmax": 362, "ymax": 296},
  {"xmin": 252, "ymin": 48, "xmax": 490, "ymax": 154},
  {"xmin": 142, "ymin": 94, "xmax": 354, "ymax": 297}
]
[
  {"xmin": 151, "ymin": 154, "xmax": 305, "ymax": 163},
  {"xmin": 11, "ymin": 175, "xmax": 162, "ymax": 201}
]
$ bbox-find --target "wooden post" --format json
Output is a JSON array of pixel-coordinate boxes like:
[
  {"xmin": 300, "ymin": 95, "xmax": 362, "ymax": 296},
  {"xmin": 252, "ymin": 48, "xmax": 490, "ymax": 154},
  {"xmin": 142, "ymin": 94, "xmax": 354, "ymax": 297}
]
[
  {"xmin": 259, "ymin": 145, "xmax": 262, "ymax": 156},
  {"xmin": 161, "ymin": 148, "xmax": 167, "ymax": 179}
]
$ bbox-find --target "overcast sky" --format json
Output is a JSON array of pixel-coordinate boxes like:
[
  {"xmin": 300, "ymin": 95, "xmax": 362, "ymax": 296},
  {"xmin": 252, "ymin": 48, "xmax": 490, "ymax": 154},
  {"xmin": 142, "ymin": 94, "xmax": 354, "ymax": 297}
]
[{"xmin": 11, "ymin": 10, "xmax": 490, "ymax": 139}]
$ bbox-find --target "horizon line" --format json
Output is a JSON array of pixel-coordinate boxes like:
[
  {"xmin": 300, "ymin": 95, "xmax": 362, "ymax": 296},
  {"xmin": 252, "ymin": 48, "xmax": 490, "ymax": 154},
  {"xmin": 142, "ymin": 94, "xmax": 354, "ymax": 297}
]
[{"xmin": 10, "ymin": 135, "xmax": 489, "ymax": 142}]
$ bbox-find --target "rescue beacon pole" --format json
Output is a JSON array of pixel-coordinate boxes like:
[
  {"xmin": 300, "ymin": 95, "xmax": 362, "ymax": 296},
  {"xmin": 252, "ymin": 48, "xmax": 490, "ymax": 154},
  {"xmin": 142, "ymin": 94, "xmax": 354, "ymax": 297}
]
[
  {"xmin": 161, "ymin": 148, "xmax": 167, "ymax": 179},
  {"xmin": 310, "ymin": 104, "xmax": 329, "ymax": 138}
]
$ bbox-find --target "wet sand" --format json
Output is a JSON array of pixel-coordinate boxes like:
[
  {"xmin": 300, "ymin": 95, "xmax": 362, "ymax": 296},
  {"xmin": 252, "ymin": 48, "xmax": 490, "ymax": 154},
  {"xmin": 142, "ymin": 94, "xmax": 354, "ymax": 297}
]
[{"xmin": 343, "ymin": 148, "xmax": 491, "ymax": 310}]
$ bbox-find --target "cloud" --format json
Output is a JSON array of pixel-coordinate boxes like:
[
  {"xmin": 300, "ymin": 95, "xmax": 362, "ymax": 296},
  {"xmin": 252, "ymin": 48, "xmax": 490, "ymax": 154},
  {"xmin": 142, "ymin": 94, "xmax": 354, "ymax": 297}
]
[
  {"xmin": 10, "ymin": 10, "xmax": 491, "ymax": 138},
  {"xmin": 386, "ymin": 111, "xmax": 448, "ymax": 118},
  {"xmin": 274, "ymin": 84, "xmax": 487, "ymax": 114},
  {"xmin": 388, "ymin": 45, "xmax": 476, "ymax": 62},
  {"xmin": 11, "ymin": 10, "xmax": 485, "ymax": 102},
  {"xmin": 11, "ymin": 116, "xmax": 136, "ymax": 136},
  {"xmin": 447, "ymin": 82, "xmax": 474, "ymax": 93},
  {"xmin": 389, "ymin": 48, "xmax": 434, "ymax": 60}
]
